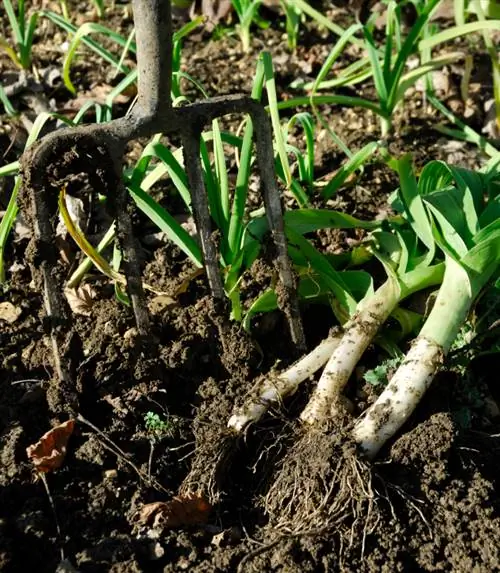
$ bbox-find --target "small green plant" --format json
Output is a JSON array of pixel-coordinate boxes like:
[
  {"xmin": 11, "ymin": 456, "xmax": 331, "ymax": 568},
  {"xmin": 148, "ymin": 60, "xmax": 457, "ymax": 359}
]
[
  {"xmin": 363, "ymin": 357, "xmax": 402, "ymax": 386},
  {"xmin": 280, "ymin": 0, "xmax": 301, "ymax": 50},
  {"xmin": 0, "ymin": 0, "xmax": 39, "ymax": 69},
  {"xmin": 144, "ymin": 411, "xmax": 175, "ymax": 478},
  {"xmin": 144, "ymin": 411, "xmax": 174, "ymax": 441}
]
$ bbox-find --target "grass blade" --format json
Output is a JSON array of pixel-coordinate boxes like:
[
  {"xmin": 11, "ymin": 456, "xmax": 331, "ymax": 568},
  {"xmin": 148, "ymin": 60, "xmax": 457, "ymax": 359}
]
[
  {"xmin": 287, "ymin": 0, "xmax": 365, "ymax": 48},
  {"xmin": 228, "ymin": 57, "xmax": 265, "ymax": 259},
  {"xmin": 428, "ymin": 93, "xmax": 500, "ymax": 159},
  {"xmin": 277, "ymin": 95, "xmax": 385, "ymax": 117}
]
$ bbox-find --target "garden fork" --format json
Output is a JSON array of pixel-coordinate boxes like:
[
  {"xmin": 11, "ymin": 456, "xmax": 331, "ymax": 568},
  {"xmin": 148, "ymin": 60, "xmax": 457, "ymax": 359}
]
[{"xmin": 19, "ymin": 0, "xmax": 305, "ymax": 415}]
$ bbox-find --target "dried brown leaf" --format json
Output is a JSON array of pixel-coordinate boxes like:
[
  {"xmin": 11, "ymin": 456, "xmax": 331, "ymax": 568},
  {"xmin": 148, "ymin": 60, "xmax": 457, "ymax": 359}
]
[
  {"xmin": 64, "ymin": 285, "xmax": 96, "ymax": 316},
  {"xmin": 26, "ymin": 419, "xmax": 75, "ymax": 473},
  {"xmin": 148, "ymin": 295, "xmax": 177, "ymax": 314},
  {"xmin": 137, "ymin": 493, "xmax": 212, "ymax": 529}
]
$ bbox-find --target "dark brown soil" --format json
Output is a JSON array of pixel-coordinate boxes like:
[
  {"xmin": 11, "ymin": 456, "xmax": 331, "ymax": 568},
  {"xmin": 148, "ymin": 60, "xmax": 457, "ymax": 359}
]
[{"xmin": 1, "ymin": 1, "xmax": 500, "ymax": 572}]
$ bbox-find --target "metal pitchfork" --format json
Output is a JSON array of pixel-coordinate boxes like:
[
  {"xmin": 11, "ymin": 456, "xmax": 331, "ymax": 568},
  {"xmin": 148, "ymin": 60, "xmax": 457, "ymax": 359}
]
[{"xmin": 19, "ymin": 0, "xmax": 305, "ymax": 416}]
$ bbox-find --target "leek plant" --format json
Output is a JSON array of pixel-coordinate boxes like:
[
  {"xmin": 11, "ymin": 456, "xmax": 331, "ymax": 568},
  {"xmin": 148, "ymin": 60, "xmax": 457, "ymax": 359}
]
[
  {"xmin": 292, "ymin": 210, "xmax": 445, "ymax": 425},
  {"xmin": 230, "ymin": 0, "xmax": 268, "ymax": 53},
  {"xmin": 299, "ymin": 259, "xmax": 444, "ymax": 424},
  {"xmin": 40, "ymin": 10, "xmax": 133, "ymax": 92},
  {"xmin": 281, "ymin": 0, "xmax": 301, "ymax": 51},
  {"xmin": 236, "ymin": 157, "xmax": 498, "ymax": 535},
  {"xmin": 0, "ymin": 0, "xmax": 38, "ymax": 70},
  {"xmin": 229, "ymin": 212, "xmax": 381, "ymax": 430},
  {"xmin": 228, "ymin": 335, "xmax": 343, "ymax": 432},
  {"xmin": 455, "ymin": 0, "xmax": 500, "ymax": 133},
  {"xmin": 353, "ymin": 156, "xmax": 500, "ymax": 458},
  {"xmin": 41, "ymin": 10, "xmax": 201, "ymax": 95},
  {"xmin": 17, "ymin": 53, "xmax": 345, "ymax": 323},
  {"xmin": 228, "ymin": 210, "xmax": 444, "ymax": 432},
  {"xmin": 122, "ymin": 53, "xmax": 380, "ymax": 321},
  {"xmin": 340, "ymin": 0, "xmax": 460, "ymax": 136},
  {"xmin": 428, "ymin": 93, "xmax": 500, "ymax": 160}
]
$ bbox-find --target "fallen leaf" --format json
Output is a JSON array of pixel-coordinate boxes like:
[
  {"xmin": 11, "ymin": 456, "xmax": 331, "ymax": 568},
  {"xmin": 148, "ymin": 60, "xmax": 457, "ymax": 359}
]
[
  {"xmin": 26, "ymin": 419, "xmax": 75, "ymax": 473},
  {"xmin": 0, "ymin": 301, "xmax": 22, "ymax": 324},
  {"xmin": 64, "ymin": 285, "xmax": 96, "ymax": 316},
  {"xmin": 148, "ymin": 295, "xmax": 177, "ymax": 314},
  {"xmin": 137, "ymin": 492, "xmax": 212, "ymax": 529},
  {"xmin": 13, "ymin": 213, "xmax": 32, "ymax": 241}
]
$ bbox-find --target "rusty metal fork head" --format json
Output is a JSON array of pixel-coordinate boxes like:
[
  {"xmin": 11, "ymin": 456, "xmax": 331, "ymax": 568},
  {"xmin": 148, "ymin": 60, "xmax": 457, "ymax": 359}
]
[{"xmin": 19, "ymin": 0, "xmax": 305, "ymax": 417}]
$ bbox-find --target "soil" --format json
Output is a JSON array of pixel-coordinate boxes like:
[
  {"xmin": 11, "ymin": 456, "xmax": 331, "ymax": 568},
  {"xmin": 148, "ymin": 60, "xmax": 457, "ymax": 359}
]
[{"xmin": 1, "ymin": 1, "xmax": 500, "ymax": 572}]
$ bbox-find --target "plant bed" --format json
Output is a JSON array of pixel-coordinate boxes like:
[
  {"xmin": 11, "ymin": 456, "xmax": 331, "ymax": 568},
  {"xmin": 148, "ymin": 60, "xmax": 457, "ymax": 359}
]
[{"xmin": 1, "ymin": 0, "xmax": 500, "ymax": 571}]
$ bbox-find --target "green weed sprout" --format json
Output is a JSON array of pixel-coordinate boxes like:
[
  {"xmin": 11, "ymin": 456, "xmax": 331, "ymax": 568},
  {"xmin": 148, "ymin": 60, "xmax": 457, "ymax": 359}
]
[
  {"xmin": 0, "ymin": 0, "xmax": 38, "ymax": 69},
  {"xmin": 363, "ymin": 356, "xmax": 402, "ymax": 387},
  {"xmin": 354, "ymin": 156, "xmax": 500, "ymax": 458},
  {"xmin": 144, "ymin": 411, "xmax": 174, "ymax": 478},
  {"xmin": 144, "ymin": 412, "xmax": 174, "ymax": 440}
]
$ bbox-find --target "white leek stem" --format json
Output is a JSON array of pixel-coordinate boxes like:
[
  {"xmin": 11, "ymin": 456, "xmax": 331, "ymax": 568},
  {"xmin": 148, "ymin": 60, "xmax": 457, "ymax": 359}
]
[
  {"xmin": 228, "ymin": 335, "xmax": 342, "ymax": 433},
  {"xmin": 300, "ymin": 279, "xmax": 400, "ymax": 425},
  {"xmin": 353, "ymin": 336, "xmax": 442, "ymax": 458},
  {"xmin": 353, "ymin": 258, "xmax": 474, "ymax": 459}
]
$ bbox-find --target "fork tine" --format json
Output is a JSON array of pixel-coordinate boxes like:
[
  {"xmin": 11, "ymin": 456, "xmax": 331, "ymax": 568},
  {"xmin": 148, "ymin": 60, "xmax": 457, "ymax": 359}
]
[{"xmin": 181, "ymin": 127, "xmax": 226, "ymax": 302}]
